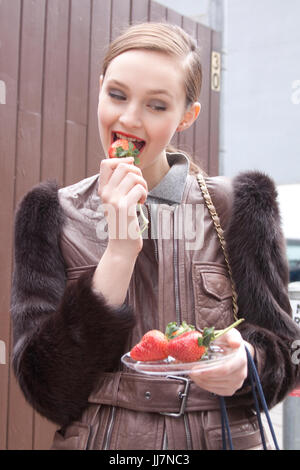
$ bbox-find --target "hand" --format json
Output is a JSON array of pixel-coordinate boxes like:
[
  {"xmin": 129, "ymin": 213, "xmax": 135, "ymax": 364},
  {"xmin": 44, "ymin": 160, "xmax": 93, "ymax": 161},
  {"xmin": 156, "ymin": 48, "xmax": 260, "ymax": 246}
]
[
  {"xmin": 98, "ymin": 157, "xmax": 148, "ymax": 256},
  {"xmin": 189, "ymin": 328, "xmax": 254, "ymax": 396}
]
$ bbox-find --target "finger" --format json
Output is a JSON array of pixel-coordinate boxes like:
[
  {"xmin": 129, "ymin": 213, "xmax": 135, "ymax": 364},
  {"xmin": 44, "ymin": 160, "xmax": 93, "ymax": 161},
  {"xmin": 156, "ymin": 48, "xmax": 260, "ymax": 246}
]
[
  {"xmin": 117, "ymin": 172, "xmax": 148, "ymax": 196},
  {"xmin": 126, "ymin": 183, "xmax": 148, "ymax": 207},
  {"xmin": 105, "ymin": 161, "xmax": 145, "ymax": 192},
  {"xmin": 189, "ymin": 349, "xmax": 246, "ymax": 383},
  {"xmin": 220, "ymin": 328, "xmax": 242, "ymax": 349},
  {"xmin": 99, "ymin": 157, "xmax": 134, "ymax": 190},
  {"xmin": 189, "ymin": 372, "xmax": 245, "ymax": 396}
]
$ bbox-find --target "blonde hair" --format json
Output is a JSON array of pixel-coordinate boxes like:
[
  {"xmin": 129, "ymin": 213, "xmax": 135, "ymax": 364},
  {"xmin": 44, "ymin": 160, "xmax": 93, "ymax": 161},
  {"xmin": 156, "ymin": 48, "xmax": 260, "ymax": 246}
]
[{"xmin": 102, "ymin": 22, "xmax": 203, "ymax": 174}]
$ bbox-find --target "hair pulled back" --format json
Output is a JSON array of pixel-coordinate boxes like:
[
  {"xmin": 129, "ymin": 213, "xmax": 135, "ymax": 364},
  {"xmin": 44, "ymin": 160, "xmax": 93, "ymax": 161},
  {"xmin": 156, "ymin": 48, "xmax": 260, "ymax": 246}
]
[
  {"xmin": 102, "ymin": 22, "xmax": 203, "ymax": 175},
  {"xmin": 102, "ymin": 22, "xmax": 202, "ymax": 108}
]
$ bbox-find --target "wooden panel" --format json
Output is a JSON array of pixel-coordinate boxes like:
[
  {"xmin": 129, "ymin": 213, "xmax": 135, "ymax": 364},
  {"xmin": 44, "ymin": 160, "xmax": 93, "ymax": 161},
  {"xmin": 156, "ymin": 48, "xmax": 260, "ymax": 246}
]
[
  {"xmin": 0, "ymin": 0, "xmax": 21, "ymax": 451},
  {"xmin": 33, "ymin": 413, "xmax": 58, "ymax": 451},
  {"xmin": 86, "ymin": 0, "xmax": 111, "ymax": 176},
  {"xmin": 194, "ymin": 24, "xmax": 212, "ymax": 174},
  {"xmin": 166, "ymin": 4, "xmax": 182, "ymax": 24},
  {"xmin": 64, "ymin": 0, "xmax": 91, "ymax": 186},
  {"xmin": 209, "ymin": 30, "xmax": 221, "ymax": 176},
  {"xmin": 0, "ymin": 0, "xmax": 219, "ymax": 449},
  {"xmin": 166, "ymin": 8, "xmax": 182, "ymax": 151},
  {"xmin": 131, "ymin": 0, "xmax": 149, "ymax": 24},
  {"xmin": 40, "ymin": 0, "xmax": 69, "ymax": 184},
  {"xmin": 178, "ymin": 17, "xmax": 197, "ymax": 160},
  {"xmin": 111, "ymin": 0, "xmax": 130, "ymax": 41},
  {"xmin": 149, "ymin": 1, "xmax": 167, "ymax": 21},
  {"xmin": 14, "ymin": 0, "xmax": 46, "ymax": 203},
  {"xmin": 8, "ymin": 0, "xmax": 46, "ymax": 450},
  {"xmin": 33, "ymin": 0, "xmax": 70, "ymax": 449}
]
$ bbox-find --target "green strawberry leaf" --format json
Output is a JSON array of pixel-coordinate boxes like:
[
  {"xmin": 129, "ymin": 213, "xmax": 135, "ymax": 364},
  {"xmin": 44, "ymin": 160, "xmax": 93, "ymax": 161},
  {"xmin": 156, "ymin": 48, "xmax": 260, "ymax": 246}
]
[
  {"xmin": 198, "ymin": 326, "xmax": 215, "ymax": 347},
  {"xmin": 116, "ymin": 147, "xmax": 127, "ymax": 157},
  {"xmin": 165, "ymin": 321, "xmax": 195, "ymax": 340},
  {"xmin": 165, "ymin": 322, "xmax": 179, "ymax": 339}
]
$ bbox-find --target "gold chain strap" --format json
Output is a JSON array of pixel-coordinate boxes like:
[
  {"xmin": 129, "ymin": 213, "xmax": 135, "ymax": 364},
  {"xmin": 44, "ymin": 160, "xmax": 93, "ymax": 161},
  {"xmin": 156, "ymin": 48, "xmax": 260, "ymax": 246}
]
[{"xmin": 196, "ymin": 173, "xmax": 239, "ymax": 321}]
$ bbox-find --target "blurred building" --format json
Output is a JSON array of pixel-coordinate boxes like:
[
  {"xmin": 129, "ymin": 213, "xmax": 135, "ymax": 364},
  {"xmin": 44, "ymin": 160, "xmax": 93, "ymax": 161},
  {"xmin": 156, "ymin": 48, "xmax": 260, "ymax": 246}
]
[
  {"xmin": 159, "ymin": 0, "xmax": 300, "ymax": 279},
  {"xmin": 158, "ymin": 0, "xmax": 300, "ymax": 185}
]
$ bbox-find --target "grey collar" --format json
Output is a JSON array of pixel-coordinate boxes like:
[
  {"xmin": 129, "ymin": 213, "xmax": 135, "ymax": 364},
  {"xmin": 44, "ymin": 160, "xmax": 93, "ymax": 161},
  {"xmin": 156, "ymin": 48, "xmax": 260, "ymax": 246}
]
[{"xmin": 147, "ymin": 152, "xmax": 190, "ymax": 205}]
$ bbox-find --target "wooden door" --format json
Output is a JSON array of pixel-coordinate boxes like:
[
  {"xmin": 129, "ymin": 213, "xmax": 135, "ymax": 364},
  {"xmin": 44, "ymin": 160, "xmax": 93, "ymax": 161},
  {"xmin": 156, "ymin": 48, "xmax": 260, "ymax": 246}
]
[{"xmin": 0, "ymin": 0, "xmax": 221, "ymax": 449}]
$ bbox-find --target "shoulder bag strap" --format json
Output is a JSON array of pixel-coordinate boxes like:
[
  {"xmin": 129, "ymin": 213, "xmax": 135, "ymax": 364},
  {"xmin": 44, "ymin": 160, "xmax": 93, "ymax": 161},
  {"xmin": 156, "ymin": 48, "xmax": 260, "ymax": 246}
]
[
  {"xmin": 196, "ymin": 173, "xmax": 280, "ymax": 450},
  {"xmin": 196, "ymin": 173, "xmax": 239, "ymax": 321}
]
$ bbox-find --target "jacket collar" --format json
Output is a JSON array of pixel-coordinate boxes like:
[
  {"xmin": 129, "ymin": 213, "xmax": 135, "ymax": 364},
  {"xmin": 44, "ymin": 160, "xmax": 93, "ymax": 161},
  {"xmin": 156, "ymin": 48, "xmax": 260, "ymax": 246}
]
[{"xmin": 146, "ymin": 152, "xmax": 190, "ymax": 205}]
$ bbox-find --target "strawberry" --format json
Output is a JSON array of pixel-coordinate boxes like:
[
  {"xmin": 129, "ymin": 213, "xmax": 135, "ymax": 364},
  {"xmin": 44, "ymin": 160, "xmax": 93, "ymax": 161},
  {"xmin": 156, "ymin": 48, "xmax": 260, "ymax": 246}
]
[
  {"xmin": 108, "ymin": 139, "xmax": 140, "ymax": 165},
  {"xmin": 166, "ymin": 318, "xmax": 245, "ymax": 363},
  {"xmin": 108, "ymin": 138, "xmax": 148, "ymax": 234},
  {"xmin": 165, "ymin": 320, "xmax": 195, "ymax": 340},
  {"xmin": 130, "ymin": 330, "xmax": 169, "ymax": 362},
  {"xmin": 167, "ymin": 330, "xmax": 206, "ymax": 362}
]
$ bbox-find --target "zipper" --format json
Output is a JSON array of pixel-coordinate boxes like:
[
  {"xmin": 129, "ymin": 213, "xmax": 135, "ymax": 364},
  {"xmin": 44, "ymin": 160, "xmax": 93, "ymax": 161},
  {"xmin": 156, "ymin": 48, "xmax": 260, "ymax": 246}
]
[
  {"xmin": 162, "ymin": 426, "xmax": 168, "ymax": 450},
  {"xmin": 183, "ymin": 414, "xmax": 193, "ymax": 450},
  {"xmin": 173, "ymin": 208, "xmax": 181, "ymax": 324},
  {"xmin": 149, "ymin": 203, "xmax": 159, "ymax": 263},
  {"xmin": 103, "ymin": 406, "xmax": 116, "ymax": 450},
  {"xmin": 173, "ymin": 207, "xmax": 193, "ymax": 450}
]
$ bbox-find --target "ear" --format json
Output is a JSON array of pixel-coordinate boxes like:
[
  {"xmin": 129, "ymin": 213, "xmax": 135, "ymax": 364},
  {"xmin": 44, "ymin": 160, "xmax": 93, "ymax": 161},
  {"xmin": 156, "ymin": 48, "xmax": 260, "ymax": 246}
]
[{"xmin": 176, "ymin": 102, "xmax": 201, "ymax": 132}]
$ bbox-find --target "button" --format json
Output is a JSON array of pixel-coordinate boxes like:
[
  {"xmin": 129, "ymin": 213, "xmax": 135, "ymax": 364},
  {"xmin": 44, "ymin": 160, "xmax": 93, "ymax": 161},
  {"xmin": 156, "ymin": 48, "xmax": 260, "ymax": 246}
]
[{"xmin": 144, "ymin": 391, "xmax": 151, "ymax": 400}]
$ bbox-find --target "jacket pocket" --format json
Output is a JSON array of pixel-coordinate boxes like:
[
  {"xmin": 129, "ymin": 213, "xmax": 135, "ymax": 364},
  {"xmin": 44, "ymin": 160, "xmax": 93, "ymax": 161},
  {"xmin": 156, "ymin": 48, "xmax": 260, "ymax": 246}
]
[
  {"xmin": 51, "ymin": 422, "xmax": 91, "ymax": 450},
  {"xmin": 192, "ymin": 262, "xmax": 233, "ymax": 330},
  {"xmin": 205, "ymin": 415, "xmax": 265, "ymax": 450}
]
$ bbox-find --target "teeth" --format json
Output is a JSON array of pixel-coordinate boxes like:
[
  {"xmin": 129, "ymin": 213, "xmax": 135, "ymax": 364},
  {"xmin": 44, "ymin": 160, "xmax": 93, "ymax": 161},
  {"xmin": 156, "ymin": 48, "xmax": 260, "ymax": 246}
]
[{"xmin": 115, "ymin": 132, "xmax": 144, "ymax": 143}]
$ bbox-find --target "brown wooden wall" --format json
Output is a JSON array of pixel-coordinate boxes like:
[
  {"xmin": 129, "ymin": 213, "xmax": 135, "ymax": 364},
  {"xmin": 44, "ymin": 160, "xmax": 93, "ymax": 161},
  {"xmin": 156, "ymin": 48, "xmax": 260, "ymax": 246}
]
[{"xmin": 0, "ymin": 0, "xmax": 221, "ymax": 449}]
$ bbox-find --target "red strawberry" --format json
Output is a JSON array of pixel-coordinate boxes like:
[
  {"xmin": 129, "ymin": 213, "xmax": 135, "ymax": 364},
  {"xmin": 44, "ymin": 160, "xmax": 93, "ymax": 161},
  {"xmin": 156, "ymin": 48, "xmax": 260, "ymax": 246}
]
[
  {"xmin": 130, "ymin": 330, "xmax": 169, "ymax": 362},
  {"xmin": 166, "ymin": 318, "xmax": 245, "ymax": 362},
  {"xmin": 167, "ymin": 330, "xmax": 206, "ymax": 362},
  {"xmin": 108, "ymin": 138, "xmax": 148, "ymax": 232},
  {"xmin": 108, "ymin": 139, "xmax": 140, "ymax": 165}
]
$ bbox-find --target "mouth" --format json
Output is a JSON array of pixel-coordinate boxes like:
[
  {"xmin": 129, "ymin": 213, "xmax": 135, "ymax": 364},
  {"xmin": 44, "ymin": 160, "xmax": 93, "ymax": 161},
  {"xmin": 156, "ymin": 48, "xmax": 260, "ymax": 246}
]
[{"xmin": 111, "ymin": 131, "xmax": 146, "ymax": 154}]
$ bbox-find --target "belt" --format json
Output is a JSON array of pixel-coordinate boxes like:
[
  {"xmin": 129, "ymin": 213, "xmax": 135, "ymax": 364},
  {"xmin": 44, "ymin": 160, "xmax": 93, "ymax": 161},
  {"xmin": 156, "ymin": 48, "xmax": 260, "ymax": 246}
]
[{"xmin": 88, "ymin": 372, "xmax": 220, "ymax": 417}]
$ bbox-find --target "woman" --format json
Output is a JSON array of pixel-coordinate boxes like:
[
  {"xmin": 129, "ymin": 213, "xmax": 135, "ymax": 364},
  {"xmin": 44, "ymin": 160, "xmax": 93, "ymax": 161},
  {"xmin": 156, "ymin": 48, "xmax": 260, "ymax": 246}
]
[{"xmin": 11, "ymin": 22, "xmax": 300, "ymax": 450}]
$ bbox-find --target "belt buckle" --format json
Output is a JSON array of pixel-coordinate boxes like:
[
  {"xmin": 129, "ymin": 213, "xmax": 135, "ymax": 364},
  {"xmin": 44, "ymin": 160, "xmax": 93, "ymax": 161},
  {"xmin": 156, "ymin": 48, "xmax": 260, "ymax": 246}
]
[{"xmin": 160, "ymin": 375, "xmax": 191, "ymax": 418}]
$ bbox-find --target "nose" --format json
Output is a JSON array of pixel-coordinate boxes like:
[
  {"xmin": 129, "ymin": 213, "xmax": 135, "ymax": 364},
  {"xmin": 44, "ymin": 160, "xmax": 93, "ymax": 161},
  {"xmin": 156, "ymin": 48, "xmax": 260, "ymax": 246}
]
[{"xmin": 118, "ymin": 101, "xmax": 142, "ymax": 129}]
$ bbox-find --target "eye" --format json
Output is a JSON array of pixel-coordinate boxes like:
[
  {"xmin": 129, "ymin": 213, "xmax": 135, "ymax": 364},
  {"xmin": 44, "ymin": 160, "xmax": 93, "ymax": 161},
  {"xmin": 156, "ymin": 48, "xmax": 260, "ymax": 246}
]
[
  {"xmin": 108, "ymin": 89, "xmax": 126, "ymax": 101},
  {"xmin": 148, "ymin": 100, "xmax": 167, "ymax": 112}
]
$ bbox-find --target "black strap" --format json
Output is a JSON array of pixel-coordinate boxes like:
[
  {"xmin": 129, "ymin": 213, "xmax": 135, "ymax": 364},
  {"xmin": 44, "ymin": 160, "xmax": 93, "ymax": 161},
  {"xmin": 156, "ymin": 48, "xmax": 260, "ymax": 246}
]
[
  {"xmin": 219, "ymin": 396, "xmax": 233, "ymax": 450},
  {"xmin": 220, "ymin": 345, "xmax": 280, "ymax": 450}
]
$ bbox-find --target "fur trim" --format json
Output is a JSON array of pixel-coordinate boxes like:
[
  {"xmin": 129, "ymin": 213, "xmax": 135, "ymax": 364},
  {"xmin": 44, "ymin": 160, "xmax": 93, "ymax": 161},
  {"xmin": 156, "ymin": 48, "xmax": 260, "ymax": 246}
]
[
  {"xmin": 11, "ymin": 181, "xmax": 135, "ymax": 426},
  {"xmin": 11, "ymin": 180, "xmax": 66, "ymax": 340},
  {"xmin": 225, "ymin": 171, "xmax": 300, "ymax": 405},
  {"xmin": 226, "ymin": 171, "xmax": 293, "ymax": 328}
]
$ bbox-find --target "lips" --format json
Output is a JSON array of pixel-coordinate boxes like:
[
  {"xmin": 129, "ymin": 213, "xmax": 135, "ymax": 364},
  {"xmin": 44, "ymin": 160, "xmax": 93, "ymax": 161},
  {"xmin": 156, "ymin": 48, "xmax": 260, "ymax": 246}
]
[{"xmin": 111, "ymin": 131, "xmax": 146, "ymax": 152}]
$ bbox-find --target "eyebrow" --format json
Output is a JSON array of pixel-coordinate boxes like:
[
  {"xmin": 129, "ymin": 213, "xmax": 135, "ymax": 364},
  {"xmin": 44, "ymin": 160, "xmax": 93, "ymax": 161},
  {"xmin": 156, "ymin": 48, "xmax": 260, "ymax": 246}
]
[{"xmin": 107, "ymin": 79, "xmax": 173, "ymax": 99}]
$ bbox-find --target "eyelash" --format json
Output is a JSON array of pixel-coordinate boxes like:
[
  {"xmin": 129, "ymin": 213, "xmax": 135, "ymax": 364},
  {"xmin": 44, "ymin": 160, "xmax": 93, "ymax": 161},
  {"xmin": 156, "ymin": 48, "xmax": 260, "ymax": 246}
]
[
  {"xmin": 109, "ymin": 91, "xmax": 126, "ymax": 101},
  {"xmin": 108, "ymin": 91, "xmax": 167, "ymax": 112}
]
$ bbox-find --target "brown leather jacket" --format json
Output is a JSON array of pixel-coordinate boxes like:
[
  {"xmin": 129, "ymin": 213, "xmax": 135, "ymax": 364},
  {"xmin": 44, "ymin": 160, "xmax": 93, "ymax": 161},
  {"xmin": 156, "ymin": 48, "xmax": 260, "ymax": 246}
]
[{"xmin": 11, "ymin": 164, "xmax": 300, "ymax": 450}]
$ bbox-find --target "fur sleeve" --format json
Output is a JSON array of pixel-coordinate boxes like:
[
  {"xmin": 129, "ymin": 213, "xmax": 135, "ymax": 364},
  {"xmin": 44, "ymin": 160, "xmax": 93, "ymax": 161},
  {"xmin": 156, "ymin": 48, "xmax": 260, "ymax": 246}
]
[
  {"xmin": 11, "ymin": 181, "xmax": 135, "ymax": 426},
  {"xmin": 225, "ymin": 171, "xmax": 300, "ymax": 407}
]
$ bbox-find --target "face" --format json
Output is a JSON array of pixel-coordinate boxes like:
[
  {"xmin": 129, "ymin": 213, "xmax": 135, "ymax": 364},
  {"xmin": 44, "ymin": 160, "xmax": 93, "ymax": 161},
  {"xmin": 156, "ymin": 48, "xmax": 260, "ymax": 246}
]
[{"xmin": 97, "ymin": 49, "xmax": 192, "ymax": 172}]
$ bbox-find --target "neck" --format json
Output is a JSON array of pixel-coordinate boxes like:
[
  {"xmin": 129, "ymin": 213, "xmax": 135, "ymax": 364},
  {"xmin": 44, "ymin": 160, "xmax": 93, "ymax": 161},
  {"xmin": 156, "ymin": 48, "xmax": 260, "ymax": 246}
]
[{"xmin": 141, "ymin": 151, "xmax": 171, "ymax": 191}]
